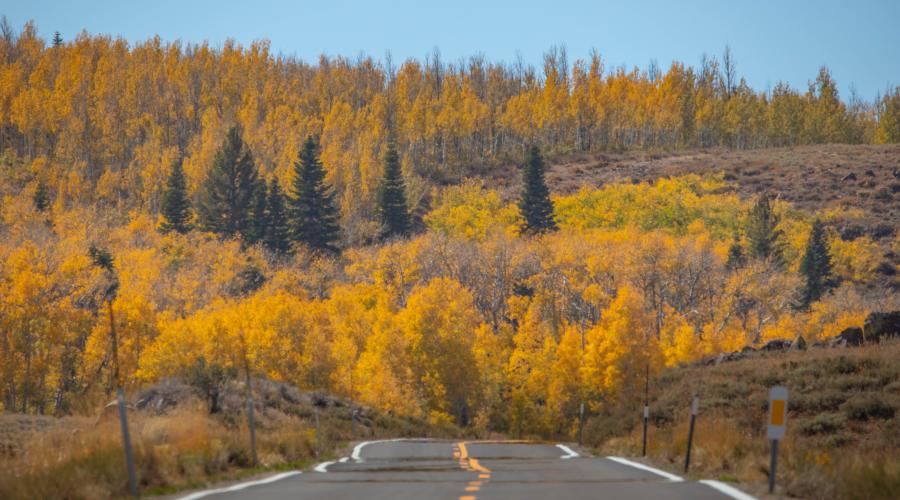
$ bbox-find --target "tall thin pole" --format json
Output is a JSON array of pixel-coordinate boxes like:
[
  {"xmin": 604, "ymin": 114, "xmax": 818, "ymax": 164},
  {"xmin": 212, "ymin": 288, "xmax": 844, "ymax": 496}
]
[
  {"xmin": 641, "ymin": 363, "xmax": 649, "ymax": 456},
  {"xmin": 769, "ymin": 439, "xmax": 779, "ymax": 494},
  {"xmin": 117, "ymin": 388, "xmax": 138, "ymax": 497}
]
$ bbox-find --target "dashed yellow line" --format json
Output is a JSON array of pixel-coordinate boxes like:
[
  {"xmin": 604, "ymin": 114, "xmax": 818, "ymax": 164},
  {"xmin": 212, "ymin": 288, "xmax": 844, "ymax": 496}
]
[{"xmin": 456, "ymin": 442, "xmax": 492, "ymax": 500}]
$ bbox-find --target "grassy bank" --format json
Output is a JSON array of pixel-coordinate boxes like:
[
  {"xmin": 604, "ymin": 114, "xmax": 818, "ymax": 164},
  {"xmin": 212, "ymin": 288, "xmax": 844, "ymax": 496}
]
[
  {"xmin": 586, "ymin": 341, "xmax": 900, "ymax": 499},
  {"xmin": 0, "ymin": 380, "xmax": 460, "ymax": 499}
]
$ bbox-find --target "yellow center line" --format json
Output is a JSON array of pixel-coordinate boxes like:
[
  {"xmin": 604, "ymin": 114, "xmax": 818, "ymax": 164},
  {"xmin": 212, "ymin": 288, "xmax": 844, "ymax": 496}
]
[{"xmin": 456, "ymin": 441, "xmax": 492, "ymax": 500}]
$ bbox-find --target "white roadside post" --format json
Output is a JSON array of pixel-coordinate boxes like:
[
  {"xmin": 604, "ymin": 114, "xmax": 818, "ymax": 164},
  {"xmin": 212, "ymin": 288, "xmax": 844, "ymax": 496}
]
[{"xmin": 767, "ymin": 386, "xmax": 789, "ymax": 494}]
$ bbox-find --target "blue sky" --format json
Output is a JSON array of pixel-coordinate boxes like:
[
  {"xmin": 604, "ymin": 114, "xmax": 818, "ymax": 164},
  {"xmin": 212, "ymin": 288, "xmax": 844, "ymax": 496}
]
[{"xmin": 3, "ymin": 0, "xmax": 899, "ymax": 100}]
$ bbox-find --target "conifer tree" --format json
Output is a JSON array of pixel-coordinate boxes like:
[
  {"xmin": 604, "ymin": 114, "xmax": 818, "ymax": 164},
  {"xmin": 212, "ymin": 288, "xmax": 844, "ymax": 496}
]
[
  {"xmin": 246, "ymin": 180, "xmax": 268, "ymax": 245},
  {"xmin": 519, "ymin": 145, "xmax": 557, "ymax": 233},
  {"xmin": 725, "ymin": 232, "xmax": 745, "ymax": 271},
  {"xmin": 52, "ymin": 31, "xmax": 63, "ymax": 48},
  {"xmin": 159, "ymin": 159, "xmax": 192, "ymax": 234},
  {"xmin": 377, "ymin": 141, "xmax": 410, "ymax": 238},
  {"xmin": 264, "ymin": 179, "xmax": 291, "ymax": 255},
  {"xmin": 799, "ymin": 219, "xmax": 833, "ymax": 308},
  {"xmin": 746, "ymin": 193, "xmax": 783, "ymax": 265},
  {"xmin": 33, "ymin": 180, "xmax": 50, "ymax": 213},
  {"xmin": 288, "ymin": 137, "xmax": 341, "ymax": 253},
  {"xmin": 198, "ymin": 126, "xmax": 258, "ymax": 239}
]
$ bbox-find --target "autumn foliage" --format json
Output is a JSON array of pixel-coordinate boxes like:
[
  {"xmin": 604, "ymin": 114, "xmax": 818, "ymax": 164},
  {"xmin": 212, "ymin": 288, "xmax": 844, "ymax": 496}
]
[{"xmin": 1, "ymin": 23, "xmax": 898, "ymax": 438}]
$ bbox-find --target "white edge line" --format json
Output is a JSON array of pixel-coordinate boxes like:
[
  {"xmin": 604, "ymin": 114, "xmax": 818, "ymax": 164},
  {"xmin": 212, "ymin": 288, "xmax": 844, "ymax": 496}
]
[
  {"xmin": 555, "ymin": 443, "xmax": 579, "ymax": 459},
  {"xmin": 351, "ymin": 438, "xmax": 409, "ymax": 462},
  {"xmin": 177, "ymin": 471, "xmax": 302, "ymax": 500},
  {"xmin": 606, "ymin": 456, "xmax": 685, "ymax": 482},
  {"xmin": 313, "ymin": 460, "xmax": 335, "ymax": 473},
  {"xmin": 699, "ymin": 480, "xmax": 758, "ymax": 500}
]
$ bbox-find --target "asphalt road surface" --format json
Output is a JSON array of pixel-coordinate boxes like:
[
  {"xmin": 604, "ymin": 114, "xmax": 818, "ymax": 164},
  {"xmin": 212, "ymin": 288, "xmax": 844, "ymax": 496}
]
[{"xmin": 181, "ymin": 439, "xmax": 752, "ymax": 500}]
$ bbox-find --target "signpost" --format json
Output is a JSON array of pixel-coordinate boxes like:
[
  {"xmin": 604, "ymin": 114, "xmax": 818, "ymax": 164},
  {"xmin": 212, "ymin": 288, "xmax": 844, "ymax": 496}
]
[
  {"xmin": 767, "ymin": 386, "xmax": 789, "ymax": 494},
  {"xmin": 683, "ymin": 395, "xmax": 699, "ymax": 473}
]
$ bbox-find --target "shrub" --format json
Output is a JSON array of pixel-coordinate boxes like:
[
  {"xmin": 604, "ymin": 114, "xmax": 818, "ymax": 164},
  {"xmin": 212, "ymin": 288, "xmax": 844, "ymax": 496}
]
[
  {"xmin": 842, "ymin": 395, "xmax": 896, "ymax": 421},
  {"xmin": 800, "ymin": 413, "xmax": 847, "ymax": 435}
]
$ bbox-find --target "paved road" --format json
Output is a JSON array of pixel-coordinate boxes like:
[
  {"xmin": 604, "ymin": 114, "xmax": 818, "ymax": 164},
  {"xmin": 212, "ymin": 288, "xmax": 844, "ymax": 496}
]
[{"xmin": 182, "ymin": 439, "xmax": 750, "ymax": 500}]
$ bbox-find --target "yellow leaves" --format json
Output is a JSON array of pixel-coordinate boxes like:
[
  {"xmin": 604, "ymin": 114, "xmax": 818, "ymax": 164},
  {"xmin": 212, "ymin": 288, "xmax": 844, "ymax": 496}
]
[
  {"xmin": 660, "ymin": 312, "xmax": 709, "ymax": 367},
  {"xmin": 424, "ymin": 179, "xmax": 521, "ymax": 240},
  {"xmin": 829, "ymin": 235, "xmax": 881, "ymax": 283},
  {"xmin": 397, "ymin": 278, "xmax": 480, "ymax": 416},
  {"xmin": 582, "ymin": 285, "xmax": 659, "ymax": 401},
  {"xmin": 553, "ymin": 173, "xmax": 742, "ymax": 237},
  {"xmin": 139, "ymin": 291, "xmax": 303, "ymax": 383}
]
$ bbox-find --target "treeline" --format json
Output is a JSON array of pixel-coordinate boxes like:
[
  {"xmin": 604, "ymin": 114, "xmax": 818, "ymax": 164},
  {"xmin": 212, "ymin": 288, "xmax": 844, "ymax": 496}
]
[
  {"xmin": 2, "ymin": 160, "xmax": 889, "ymax": 425},
  {"xmin": 2, "ymin": 21, "xmax": 900, "ymax": 242}
]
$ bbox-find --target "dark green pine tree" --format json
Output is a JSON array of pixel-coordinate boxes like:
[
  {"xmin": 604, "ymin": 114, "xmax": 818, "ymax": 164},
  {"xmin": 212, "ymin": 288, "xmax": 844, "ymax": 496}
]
[
  {"xmin": 799, "ymin": 219, "xmax": 833, "ymax": 308},
  {"xmin": 52, "ymin": 31, "xmax": 63, "ymax": 48},
  {"xmin": 245, "ymin": 180, "xmax": 268, "ymax": 245},
  {"xmin": 725, "ymin": 232, "xmax": 746, "ymax": 271},
  {"xmin": 377, "ymin": 141, "xmax": 410, "ymax": 238},
  {"xmin": 33, "ymin": 180, "xmax": 50, "ymax": 213},
  {"xmin": 519, "ymin": 145, "xmax": 557, "ymax": 233},
  {"xmin": 159, "ymin": 159, "xmax": 193, "ymax": 234},
  {"xmin": 746, "ymin": 193, "xmax": 783, "ymax": 265},
  {"xmin": 198, "ymin": 126, "xmax": 258, "ymax": 239},
  {"xmin": 288, "ymin": 137, "xmax": 341, "ymax": 253},
  {"xmin": 263, "ymin": 179, "xmax": 291, "ymax": 255}
]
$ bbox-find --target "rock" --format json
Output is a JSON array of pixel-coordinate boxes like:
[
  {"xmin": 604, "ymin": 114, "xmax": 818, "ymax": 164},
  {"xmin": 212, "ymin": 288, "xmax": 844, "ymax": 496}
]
[
  {"xmin": 840, "ymin": 224, "xmax": 865, "ymax": 241},
  {"xmin": 716, "ymin": 351, "xmax": 747, "ymax": 364},
  {"xmin": 792, "ymin": 335, "xmax": 808, "ymax": 351},
  {"xmin": 893, "ymin": 168, "xmax": 900, "ymax": 180},
  {"xmin": 871, "ymin": 223, "xmax": 895, "ymax": 240},
  {"xmin": 741, "ymin": 345, "xmax": 757, "ymax": 353},
  {"xmin": 830, "ymin": 327, "xmax": 864, "ymax": 347},
  {"xmin": 864, "ymin": 169, "xmax": 876, "ymax": 177},
  {"xmin": 841, "ymin": 172, "xmax": 857, "ymax": 182},
  {"xmin": 863, "ymin": 311, "xmax": 900, "ymax": 343},
  {"xmin": 135, "ymin": 379, "xmax": 198, "ymax": 415},
  {"xmin": 875, "ymin": 262, "xmax": 897, "ymax": 276},
  {"xmin": 762, "ymin": 339, "xmax": 792, "ymax": 351}
]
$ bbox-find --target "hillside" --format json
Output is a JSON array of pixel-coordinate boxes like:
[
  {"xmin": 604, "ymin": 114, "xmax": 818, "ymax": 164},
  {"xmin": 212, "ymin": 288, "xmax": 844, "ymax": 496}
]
[
  {"xmin": 489, "ymin": 144, "xmax": 900, "ymax": 235},
  {"xmin": 589, "ymin": 340, "xmax": 900, "ymax": 499},
  {"xmin": 2, "ymin": 22, "xmax": 900, "ymax": 500},
  {"xmin": 0, "ymin": 378, "xmax": 461, "ymax": 499}
]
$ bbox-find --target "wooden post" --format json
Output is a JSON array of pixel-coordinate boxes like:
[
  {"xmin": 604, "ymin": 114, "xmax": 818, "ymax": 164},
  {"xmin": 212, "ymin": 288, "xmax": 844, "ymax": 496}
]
[
  {"xmin": 117, "ymin": 389, "xmax": 138, "ymax": 497},
  {"xmin": 684, "ymin": 395, "xmax": 699, "ymax": 473},
  {"xmin": 641, "ymin": 363, "xmax": 649, "ymax": 456}
]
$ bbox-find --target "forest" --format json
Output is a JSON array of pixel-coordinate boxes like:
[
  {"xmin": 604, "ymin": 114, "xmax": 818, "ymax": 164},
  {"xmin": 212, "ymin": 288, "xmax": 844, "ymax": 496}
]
[{"xmin": 1, "ymin": 20, "xmax": 899, "ymax": 438}]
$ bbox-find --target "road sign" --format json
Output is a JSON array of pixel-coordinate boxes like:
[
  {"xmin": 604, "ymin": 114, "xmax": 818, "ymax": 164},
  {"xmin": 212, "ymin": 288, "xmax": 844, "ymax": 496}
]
[
  {"xmin": 767, "ymin": 386, "xmax": 788, "ymax": 494},
  {"xmin": 767, "ymin": 386, "xmax": 788, "ymax": 440}
]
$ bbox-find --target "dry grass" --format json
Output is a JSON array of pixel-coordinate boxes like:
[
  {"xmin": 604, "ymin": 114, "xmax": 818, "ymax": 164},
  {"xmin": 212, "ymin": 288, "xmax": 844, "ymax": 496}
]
[
  {"xmin": 0, "ymin": 381, "xmax": 462, "ymax": 499},
  {"xmin": 587, "ymin": 341, "xmax": 900, "ymax": 499}
]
